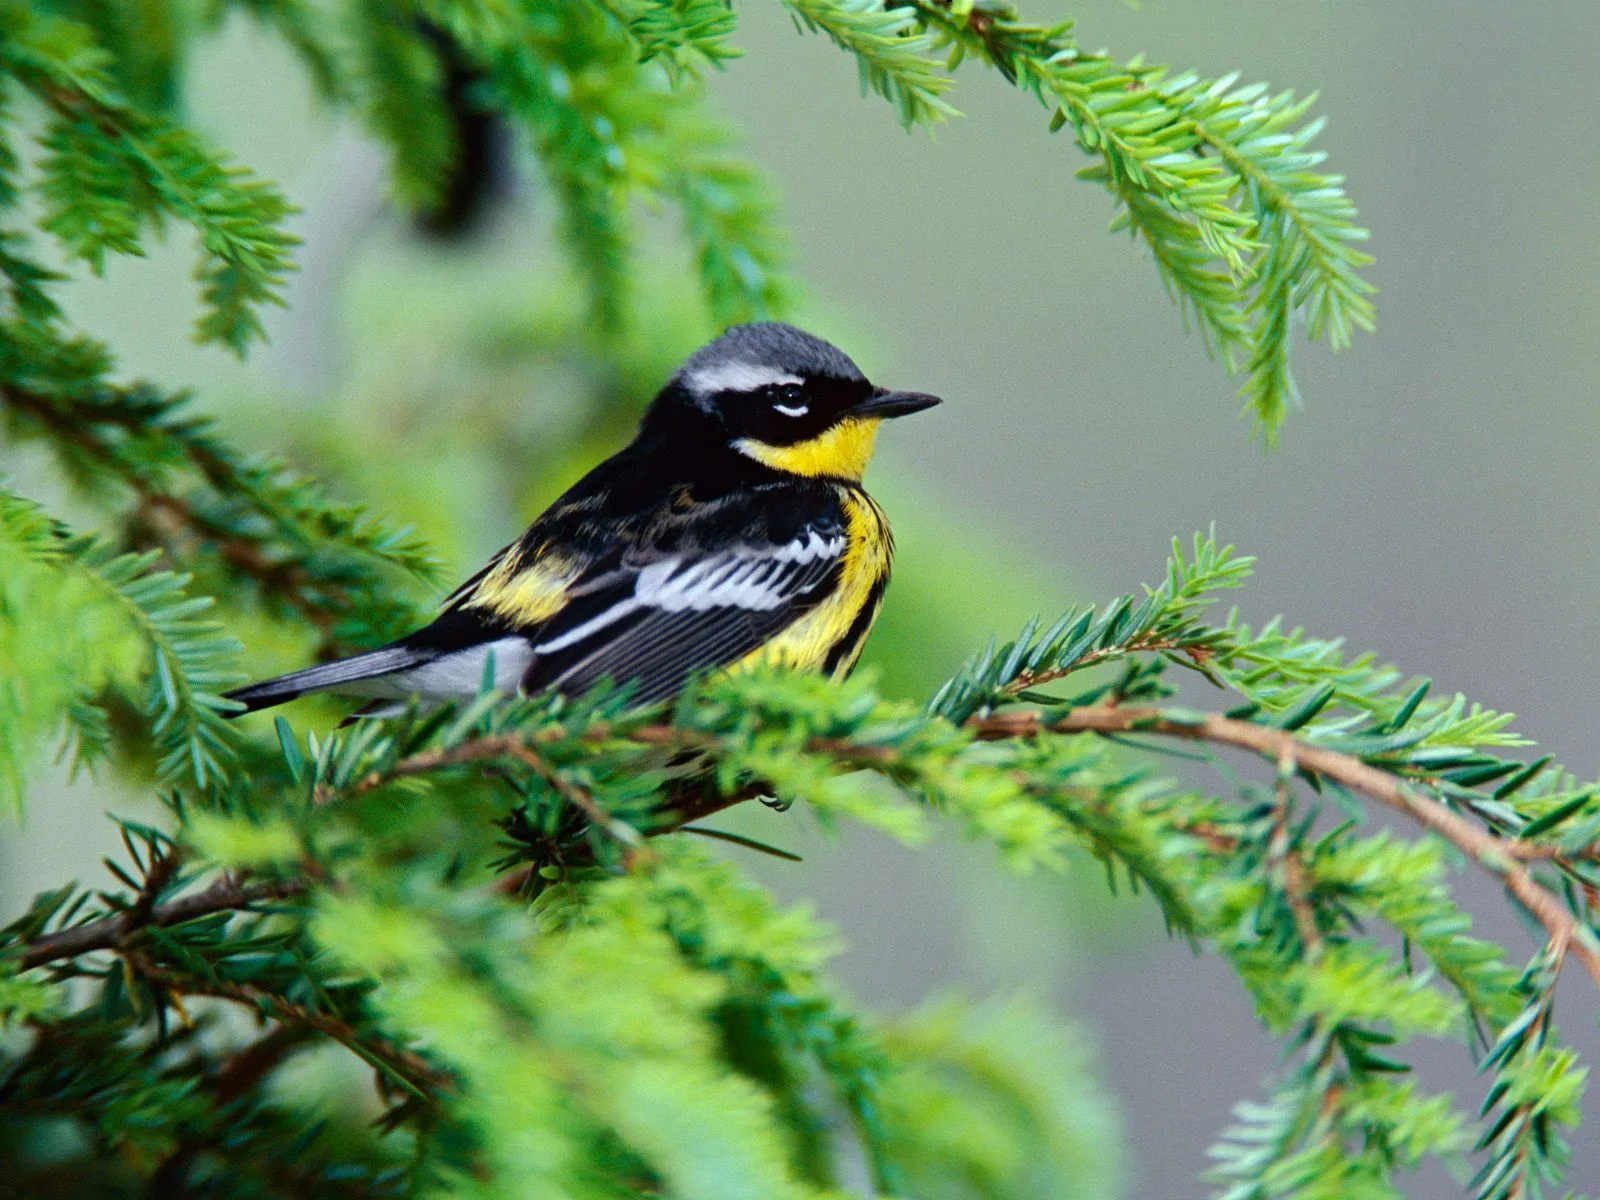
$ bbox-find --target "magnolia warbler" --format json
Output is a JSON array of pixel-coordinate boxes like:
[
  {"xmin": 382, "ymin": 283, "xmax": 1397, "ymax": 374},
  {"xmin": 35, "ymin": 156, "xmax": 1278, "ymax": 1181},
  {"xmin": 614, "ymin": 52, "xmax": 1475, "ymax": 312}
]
[{"xmin": 226, "ymin": 323, "xmax": 940, "ymax": 718}]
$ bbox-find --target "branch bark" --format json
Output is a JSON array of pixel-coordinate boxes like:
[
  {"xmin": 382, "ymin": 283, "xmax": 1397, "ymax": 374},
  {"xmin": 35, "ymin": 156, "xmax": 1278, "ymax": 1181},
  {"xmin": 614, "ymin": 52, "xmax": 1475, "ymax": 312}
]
[
  {"xmin": 20, "ymin": 702, "xmax": 1600, "ymax": 996},
  {"xmin": 5, "ymin": 383, "xmax": 351, "ymax": 637},
  {"xmin": 129, "ymin": 954, "xmax": 451, "ymax": 1097},
  {"xmin": 969, "ymin": 704, "xmax": 1600, "ymax": 989},
  {"xmin": 17, "ymin": 874, "xmax": 308, "ymax": 971}
]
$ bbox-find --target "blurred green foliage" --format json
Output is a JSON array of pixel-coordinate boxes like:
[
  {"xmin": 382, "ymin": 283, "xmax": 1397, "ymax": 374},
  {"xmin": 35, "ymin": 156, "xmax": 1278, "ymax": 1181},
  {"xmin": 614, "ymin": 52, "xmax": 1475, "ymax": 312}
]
[{"xmin": 1, "ymin": 3, "xmax": 1592, "ymax": 1200}]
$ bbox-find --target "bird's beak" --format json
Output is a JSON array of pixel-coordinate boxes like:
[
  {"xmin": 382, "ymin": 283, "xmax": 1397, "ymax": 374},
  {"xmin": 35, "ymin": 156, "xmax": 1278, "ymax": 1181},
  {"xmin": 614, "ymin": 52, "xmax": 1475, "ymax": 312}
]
[{"xmin": 850, "ymin": 387, "xmax": 943, "ymax": 419}]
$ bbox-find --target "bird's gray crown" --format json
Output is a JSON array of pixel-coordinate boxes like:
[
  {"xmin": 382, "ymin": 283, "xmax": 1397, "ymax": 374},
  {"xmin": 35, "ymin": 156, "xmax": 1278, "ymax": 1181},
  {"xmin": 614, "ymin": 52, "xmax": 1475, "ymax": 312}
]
[{"xmin": 676, "ymin": 322, "xmax": 865, "ymax": 399}]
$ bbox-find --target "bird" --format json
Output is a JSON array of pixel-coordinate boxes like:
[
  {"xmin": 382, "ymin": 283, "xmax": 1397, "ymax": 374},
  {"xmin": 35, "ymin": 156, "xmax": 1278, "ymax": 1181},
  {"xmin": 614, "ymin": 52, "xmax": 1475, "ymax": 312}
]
[{"xmin": 224, "ymin": 322, "xmax": 941, "ymax": 719}]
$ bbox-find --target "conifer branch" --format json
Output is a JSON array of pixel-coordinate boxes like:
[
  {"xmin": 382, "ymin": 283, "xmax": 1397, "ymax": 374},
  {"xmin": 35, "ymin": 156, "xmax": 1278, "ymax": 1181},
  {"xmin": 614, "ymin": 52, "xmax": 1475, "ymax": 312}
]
[
  {"xmin": 66, "ymin": 542, "xmax": 246, "ymax": 787},
  {"xmin": 656, "ymin": 111, "xmax": 791, "ymax": 324},
  {"xmin": 144, "ymin": 1025, "xmax": 319, "ymax": 1195},
  {"xmin": 782, "ymin": 0, "xmax": 956, "ymax": 128},
  {"xmin": 1, "ymin": 7, "xmax": 297, "ymax": 351},
  {"xmin": 215, "ymin": 687, "xmax": 1600, "ymax": 998},
  {"xmin": 970, "ymin": 705, "xmax": 1600, "ymax": 990},
  {"xmin": 2, "ymin": 376, "xmax": 438, "ymax": 583},
  {"xmin": 596, "ymin": 0, "xmax": 740, "ymax": 79},
  {"xmin": 350, "ymin": 2, "xmax": 459, "ymax": 211},
  {"xmin": 16, "ymin": 874, "xmax": 308, "ymax": 971},
  {"xmin": 213, "ymin": 0, "xmax": 348, "ymax": 103},
  {"xmin": 1470, "ymin": 943, "xmax": 1577, "ymax": 1200},
  {"xmin": 126, "ymin": 952, "xmax": 453, "ymax": 1097},
  {"xmin": 785, "ymin": 0, "xmax": 1374, "ymax": 438},
  {"xmin": 0, "ymin": 482, "xmax": 242, "ymax": 791},
  {"xmin": 433, "ymin": 0, "xmax": 794, "ymax": 329},
  {"xmin": 0, "ymin": 2, "xmax": 1579, "ymax": 1191},
  {"xmin": 2, "ymin": 367, "xmax": 438, "ymax": 649}
]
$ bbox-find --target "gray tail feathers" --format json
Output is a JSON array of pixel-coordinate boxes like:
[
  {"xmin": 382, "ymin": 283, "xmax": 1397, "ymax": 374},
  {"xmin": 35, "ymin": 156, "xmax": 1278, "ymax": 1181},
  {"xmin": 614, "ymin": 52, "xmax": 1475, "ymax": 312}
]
[{"xmin": 224, "ymin": 646, "xmax": 426, "ymax": 714}]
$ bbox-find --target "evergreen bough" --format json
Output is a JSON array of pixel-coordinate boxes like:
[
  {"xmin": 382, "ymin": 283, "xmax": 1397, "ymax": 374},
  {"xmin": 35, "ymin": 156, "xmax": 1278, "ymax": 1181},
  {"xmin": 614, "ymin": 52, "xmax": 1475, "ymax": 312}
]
[{"xmin": 0, "ymin": 3, "xmax": 1583, "ymax": 1198}]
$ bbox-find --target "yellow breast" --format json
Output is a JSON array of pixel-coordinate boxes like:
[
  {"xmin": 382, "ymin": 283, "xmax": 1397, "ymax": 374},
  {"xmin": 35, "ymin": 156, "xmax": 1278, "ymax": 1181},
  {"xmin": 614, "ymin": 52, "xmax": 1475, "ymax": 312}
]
[{"xmin": 742, "ymin": 487, "xmax": 892, "ymax": 676}]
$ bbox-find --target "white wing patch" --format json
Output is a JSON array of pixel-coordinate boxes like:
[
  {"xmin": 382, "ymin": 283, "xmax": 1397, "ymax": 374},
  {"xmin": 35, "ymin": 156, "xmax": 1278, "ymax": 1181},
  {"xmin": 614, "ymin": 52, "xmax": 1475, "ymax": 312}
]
[
  {"xmin": 770, "ymin": 529, "xmax": 839, "ymax": 563},
  {"xmin": 687, "ymin": 362, "xmax": 803, "ymax": 396},
  {"xmin": 534, "ymin": 532, "xmax": 845, "ymax": 655}
]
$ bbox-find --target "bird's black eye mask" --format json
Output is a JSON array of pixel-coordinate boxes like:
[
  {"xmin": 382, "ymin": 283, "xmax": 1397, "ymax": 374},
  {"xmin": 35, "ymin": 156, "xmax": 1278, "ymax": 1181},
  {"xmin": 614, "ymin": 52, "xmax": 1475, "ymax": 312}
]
[{"xmin": 713, "ymin": 376, "xmax": 874, "ymax": 446}]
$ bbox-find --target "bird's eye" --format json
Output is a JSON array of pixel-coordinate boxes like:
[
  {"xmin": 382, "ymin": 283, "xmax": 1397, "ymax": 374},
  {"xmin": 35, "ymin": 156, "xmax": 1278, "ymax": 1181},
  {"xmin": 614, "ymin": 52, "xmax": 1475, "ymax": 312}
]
[{"xmin": 772, "ymin": 383, "xmax": 808, "ymax": 418}]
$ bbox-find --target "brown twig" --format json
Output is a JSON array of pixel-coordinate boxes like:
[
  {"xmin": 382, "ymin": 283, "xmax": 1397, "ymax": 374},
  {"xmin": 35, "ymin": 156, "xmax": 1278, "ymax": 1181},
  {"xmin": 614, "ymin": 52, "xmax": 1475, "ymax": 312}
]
[
  {"xmin": 211, "ymin": 1025, "xmax": 315, "ymax": 1105},
  {"xmin": 129, "ymin": 955, "xmax": 451, "ymax": 1097},
  {"xmin": 1269, "ymin": 766, "xmax": 1323, "ymax": 958},
  {"xmin": 505, "ymin": 742, "xmax": 645, "ymax": 848},
  {"xmin": 145, "ymin": 1025, "xmax": 316, "ymax": 1194},
  {"xmin": 970, "ymin": 704, "xmax": 1600, "ymax": 989},
  {"xmin": 350, "ymin": 733, "xmax": 645, "ymax": 848},
  {"xmin": 128, "ymin": 843, "xmax": 187, "ymax": 929},
  {"xmin": 26, "ymin": 700, "xmax": 1599, "ymax": 1000},
  {"xmin": 492, "ymin": 778, "xmax": 772, "ymax": 896},
  {"xmin": 1003, "ymin": 633, "xmax": 1184, "ymax": 694},
  {"xmin": 134, "ymin": 493, "xmax": 333, "ymax": 632},
  {"xmin": 17, "ymin": 875, "xmax": 308, "ymax": 971},
  {"xmin": 350, "ymin": 733, "xmax": 569, "ymax": 796},
  {"xmin": 1176, "ymin": 818, "xmax": 1240, "ymax": 854}
]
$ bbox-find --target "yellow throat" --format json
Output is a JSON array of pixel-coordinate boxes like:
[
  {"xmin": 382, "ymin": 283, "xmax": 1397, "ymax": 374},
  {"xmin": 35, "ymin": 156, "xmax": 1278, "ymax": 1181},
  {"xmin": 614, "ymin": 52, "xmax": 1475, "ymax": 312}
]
[{"xmin": 734, "ymin": 417, "xmax": 883, "ymax": 481}]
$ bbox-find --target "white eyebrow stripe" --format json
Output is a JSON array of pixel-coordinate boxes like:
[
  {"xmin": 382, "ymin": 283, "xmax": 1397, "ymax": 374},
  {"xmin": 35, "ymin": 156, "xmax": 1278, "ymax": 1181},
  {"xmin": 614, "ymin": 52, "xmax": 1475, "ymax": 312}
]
[{"xmin": 687, "ymin": 362, "xmax": 804, "ymax": 395}]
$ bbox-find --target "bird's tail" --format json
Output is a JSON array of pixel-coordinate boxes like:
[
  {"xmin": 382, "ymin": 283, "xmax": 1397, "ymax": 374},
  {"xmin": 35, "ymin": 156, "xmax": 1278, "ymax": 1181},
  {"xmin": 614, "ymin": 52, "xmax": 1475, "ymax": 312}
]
[{"xmin": 224, "ymin": 646, "xmax": 426, "ymax": 715}]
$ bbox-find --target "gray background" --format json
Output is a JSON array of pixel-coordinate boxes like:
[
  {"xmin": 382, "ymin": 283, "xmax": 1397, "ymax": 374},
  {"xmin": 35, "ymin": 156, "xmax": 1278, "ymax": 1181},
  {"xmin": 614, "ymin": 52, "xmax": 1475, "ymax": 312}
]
[{"xmin": 5, "ymin": 1, "xmax": 1599, "ymax": 1195}]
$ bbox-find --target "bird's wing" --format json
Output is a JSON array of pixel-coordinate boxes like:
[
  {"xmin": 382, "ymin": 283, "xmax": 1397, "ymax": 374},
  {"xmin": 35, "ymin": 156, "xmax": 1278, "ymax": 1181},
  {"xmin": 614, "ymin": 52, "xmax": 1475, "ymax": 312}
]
[
  {"xmin": 513, "ymin": 513, "xmax": 847, "ymax": 705},
  {"xmin": 437, "ymin": 545, "xmax": 509, "ymax": 611}
]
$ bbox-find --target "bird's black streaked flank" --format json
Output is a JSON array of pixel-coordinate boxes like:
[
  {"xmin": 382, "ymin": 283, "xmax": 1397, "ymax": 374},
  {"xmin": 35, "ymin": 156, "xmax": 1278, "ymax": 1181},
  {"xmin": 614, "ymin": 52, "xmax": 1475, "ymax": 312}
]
[{"xmin": 225, "ymin": 322, "xmax": 941, "ymax": 718}]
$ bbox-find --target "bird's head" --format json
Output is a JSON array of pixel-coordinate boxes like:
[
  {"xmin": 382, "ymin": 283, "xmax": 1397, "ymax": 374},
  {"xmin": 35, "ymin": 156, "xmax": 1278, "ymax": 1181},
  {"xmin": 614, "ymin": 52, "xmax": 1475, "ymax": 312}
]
[{"xmin": 643, "ymin": 322, "xmax": 941, "ymax": 482}]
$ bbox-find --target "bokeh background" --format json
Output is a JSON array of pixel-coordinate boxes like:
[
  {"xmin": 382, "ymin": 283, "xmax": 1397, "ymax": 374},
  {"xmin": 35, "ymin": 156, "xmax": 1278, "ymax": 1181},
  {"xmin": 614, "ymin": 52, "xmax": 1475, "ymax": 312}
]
[{"xmin": 6, "ymin": 1, "xmax": 1600, "ymax": 1195}]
